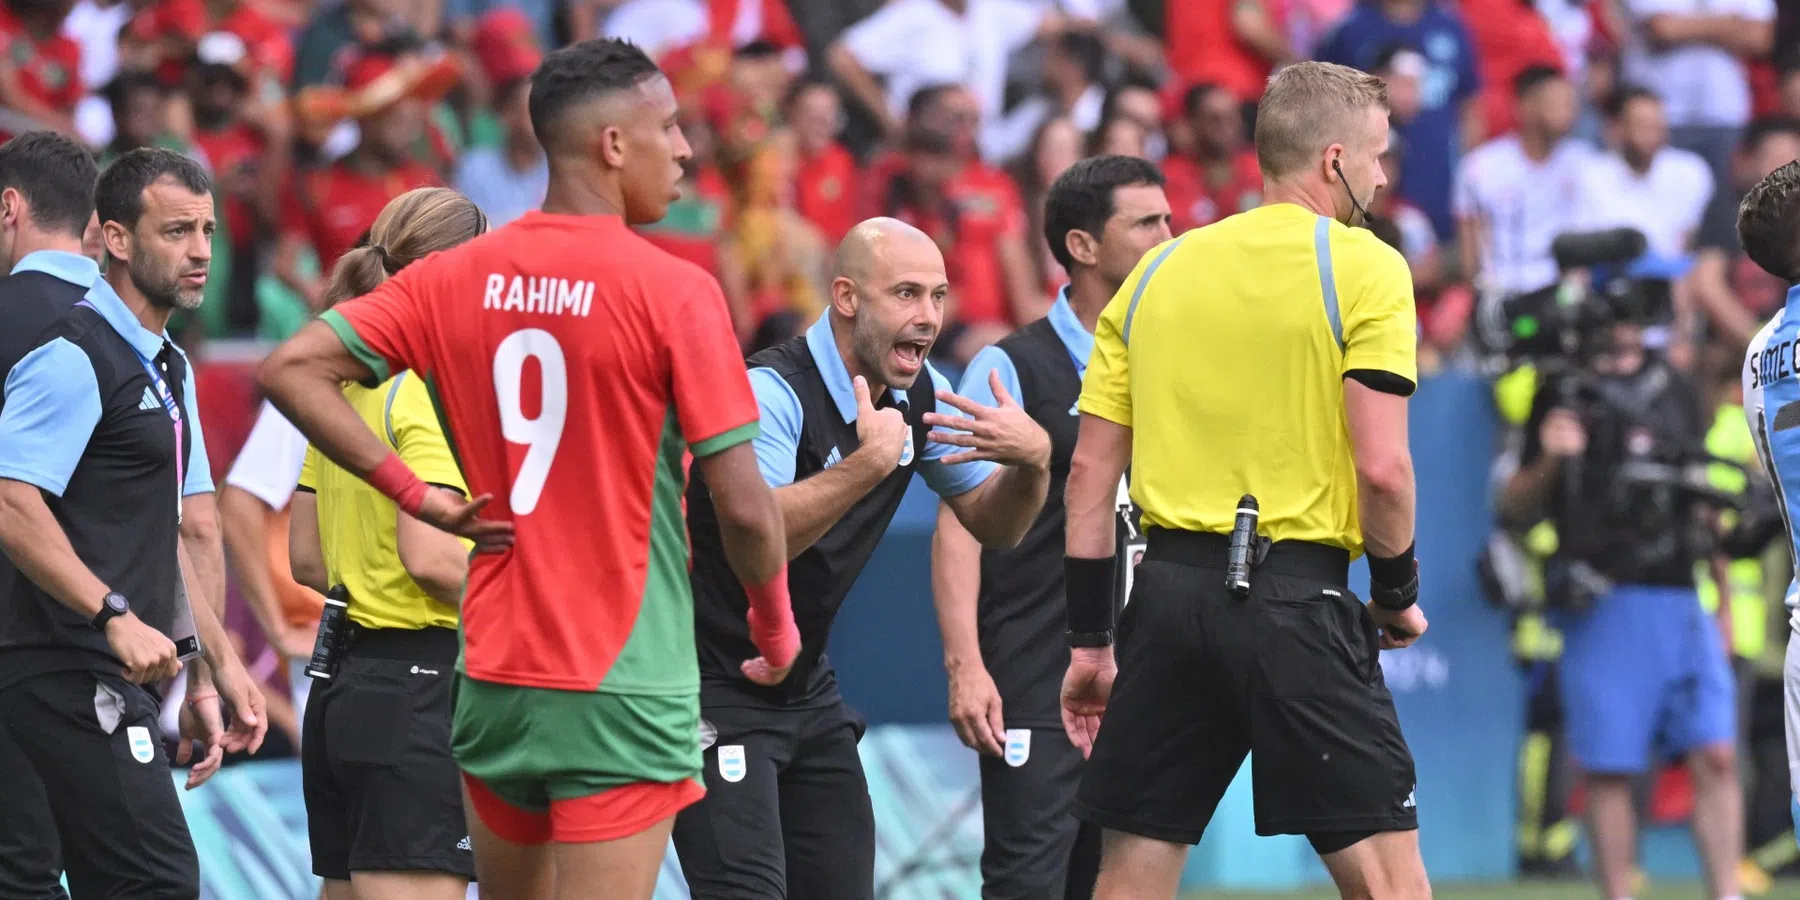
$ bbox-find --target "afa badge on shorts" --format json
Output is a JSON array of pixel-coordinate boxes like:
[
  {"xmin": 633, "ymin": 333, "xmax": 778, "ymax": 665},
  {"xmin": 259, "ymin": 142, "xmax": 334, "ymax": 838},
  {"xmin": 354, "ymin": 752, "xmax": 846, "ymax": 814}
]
[
  {"xmin": 127, "ymin": 726, "xmax": 155, "ymax": 764},
  {"xmin": 1004, "ymin": 729, "xmax": 1031, "ymax": 768},
  {"xmin": 898, "ymin": 428, "xmax": 915, "ymax": 467},
  {"xmin": 718, "ymin": 745, "xmax": 747, "ymax": 783}
]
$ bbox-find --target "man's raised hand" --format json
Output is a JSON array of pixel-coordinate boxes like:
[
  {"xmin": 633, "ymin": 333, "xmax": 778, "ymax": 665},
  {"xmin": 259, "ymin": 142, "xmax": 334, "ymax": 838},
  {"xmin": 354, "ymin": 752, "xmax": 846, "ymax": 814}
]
[
  {"xmin": 853, "ymin": 375, "xmax": 909, "ymax": 475},
  {"xmin": 924, "ymin": 370, "xmax": 1051, "ymax": 468}
]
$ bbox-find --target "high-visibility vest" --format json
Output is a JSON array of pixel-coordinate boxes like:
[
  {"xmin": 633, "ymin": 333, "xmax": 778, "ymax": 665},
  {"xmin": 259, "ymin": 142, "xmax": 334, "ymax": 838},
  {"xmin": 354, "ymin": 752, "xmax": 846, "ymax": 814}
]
[{"xmin": 1695, "ymin": 403, "xmax": 1766, "ymax": 661}]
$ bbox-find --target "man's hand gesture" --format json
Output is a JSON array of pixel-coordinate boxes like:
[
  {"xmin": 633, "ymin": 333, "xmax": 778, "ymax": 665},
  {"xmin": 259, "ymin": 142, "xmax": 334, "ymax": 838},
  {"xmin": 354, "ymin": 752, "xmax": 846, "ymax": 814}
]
[
  {"xmin": 415, "ymin": 488, "xmax": 514, "ymax": 553},
  {"xmin": 853, "ymin": 375, "xmax": 909, "ymax": 475},
  {"xmin": 1060, "ymin": 646, "xmax": 1115, "ymax": 758},
  {"xmin": 106, "ymin": 613, "xmax": 181, "ymax": 684},
  {"xmin": 924, "ymin": 371, "xmax": 1052, "ymax": 469}
]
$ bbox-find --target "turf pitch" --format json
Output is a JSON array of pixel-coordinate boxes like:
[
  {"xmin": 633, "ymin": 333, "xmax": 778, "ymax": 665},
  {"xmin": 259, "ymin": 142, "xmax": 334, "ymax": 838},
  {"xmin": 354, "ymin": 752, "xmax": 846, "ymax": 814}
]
[{"xmin": 1179, "ymin": 881, "xmax": 1800, "ymax": 899}]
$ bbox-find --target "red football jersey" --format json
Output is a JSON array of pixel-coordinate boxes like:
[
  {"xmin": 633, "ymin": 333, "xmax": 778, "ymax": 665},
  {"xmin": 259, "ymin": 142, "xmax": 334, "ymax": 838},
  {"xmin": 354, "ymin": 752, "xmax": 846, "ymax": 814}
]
[
  {"xmin": 320, "ymin": 213, "xmax": 761, "ymax": 692},
  {"xmin": 281, "ymin": 161, "xmax": 441, "ymax": 273}
]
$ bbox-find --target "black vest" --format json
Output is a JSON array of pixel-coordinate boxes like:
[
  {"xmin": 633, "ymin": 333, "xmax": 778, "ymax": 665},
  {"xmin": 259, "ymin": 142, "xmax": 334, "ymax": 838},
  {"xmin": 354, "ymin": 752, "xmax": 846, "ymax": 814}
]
[
  {"xmin": 0, "ymin": 305, "xmax": 192, "ymax": 690},
  {"xmin": 976, "ymin": 319, "xmax": 1083, "ymax": 727},
  {"xmin": 687, "ymin": 335, "xmax": 938, "ymax": 706}
]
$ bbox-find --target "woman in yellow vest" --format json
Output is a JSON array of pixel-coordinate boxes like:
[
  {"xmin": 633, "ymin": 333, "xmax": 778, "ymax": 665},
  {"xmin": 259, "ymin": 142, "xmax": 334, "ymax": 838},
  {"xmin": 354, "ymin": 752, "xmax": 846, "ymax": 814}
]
[{"xmin": 288, "ymin": 187, "xmax": 486, "ymax": 900}]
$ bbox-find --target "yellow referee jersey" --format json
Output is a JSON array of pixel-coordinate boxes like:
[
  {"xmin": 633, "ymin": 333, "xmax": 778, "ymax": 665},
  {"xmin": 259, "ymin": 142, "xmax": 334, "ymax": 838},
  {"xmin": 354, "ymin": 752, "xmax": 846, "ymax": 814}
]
[
  {"xmin": 1079, "ymin": 202, "xmax": 1417, "ymax": 556},
  {"xmin": 298, "ymin": 372, "xmax": 470, "ymax": 631}
]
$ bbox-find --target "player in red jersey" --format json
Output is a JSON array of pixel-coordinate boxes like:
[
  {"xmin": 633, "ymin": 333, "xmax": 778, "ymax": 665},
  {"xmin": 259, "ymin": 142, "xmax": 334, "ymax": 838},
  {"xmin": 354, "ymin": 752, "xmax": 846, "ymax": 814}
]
[{"xmin": 259, "ymin": 39, "xmax": 799, "ymax": 899}]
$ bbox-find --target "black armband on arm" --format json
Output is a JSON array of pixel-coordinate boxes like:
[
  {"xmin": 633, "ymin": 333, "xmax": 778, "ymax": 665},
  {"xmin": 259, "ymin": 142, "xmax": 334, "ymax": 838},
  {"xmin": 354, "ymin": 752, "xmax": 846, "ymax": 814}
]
[
  {"xmin": 1065, "ymin": 555, "xmax": 1117, "ymax": 645},
  {"xmin": 1366, "ymin": 542, "xmax": 1418, "ymax": 611}
]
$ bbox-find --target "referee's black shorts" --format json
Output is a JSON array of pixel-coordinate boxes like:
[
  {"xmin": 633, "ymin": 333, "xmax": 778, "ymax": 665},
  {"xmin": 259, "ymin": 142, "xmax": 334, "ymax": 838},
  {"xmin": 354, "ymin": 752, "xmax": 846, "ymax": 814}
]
[
  {"xmin": 1075, "ymin": 529, "xmax": 1418, "ymax": 851},
  {"xmin": 302, "ymin": 625, "xmax": 475, "ymax": 881}
]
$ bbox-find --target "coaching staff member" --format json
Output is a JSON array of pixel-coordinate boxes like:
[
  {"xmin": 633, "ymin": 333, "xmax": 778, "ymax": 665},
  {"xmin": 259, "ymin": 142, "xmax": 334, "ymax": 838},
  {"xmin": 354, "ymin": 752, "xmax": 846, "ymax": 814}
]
[
  {"xmin": 675, "ymin": 217, "xmax": 1053, "ymax": 898},
  {"xmin": 1059, "ymin": 62, "xmax": 1433, "ymax": 900},
  {"xmin": 0, "ymin": 147, "xmax": 267, "ymax": 899},
  {"xmin": 931, "ymin": 155, "xmax": 1172, "ymax": 900}
]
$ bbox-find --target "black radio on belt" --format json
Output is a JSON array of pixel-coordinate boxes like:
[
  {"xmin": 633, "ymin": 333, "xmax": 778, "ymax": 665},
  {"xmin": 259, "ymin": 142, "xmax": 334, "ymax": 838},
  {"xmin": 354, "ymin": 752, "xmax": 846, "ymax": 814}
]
[
  {"xmin": 1226, "ymin": 494, "xmax": 1270, "ymax": 597},
  {"xmin": 305, "ymin": 585, "xmax": 353, "ymax": 681}
]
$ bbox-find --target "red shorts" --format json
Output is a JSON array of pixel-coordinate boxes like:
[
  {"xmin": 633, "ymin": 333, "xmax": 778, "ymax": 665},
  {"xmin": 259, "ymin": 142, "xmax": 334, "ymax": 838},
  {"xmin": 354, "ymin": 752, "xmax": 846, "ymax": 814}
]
[{"xmin": 462, "ymin": 773, "xmax": 705, "ymax": 845}]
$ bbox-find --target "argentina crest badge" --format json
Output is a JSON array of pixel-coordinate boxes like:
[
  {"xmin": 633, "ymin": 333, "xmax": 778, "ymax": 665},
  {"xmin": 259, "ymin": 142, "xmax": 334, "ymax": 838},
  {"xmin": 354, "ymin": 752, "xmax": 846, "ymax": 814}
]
[
  {"xmin": 127, "ymin": 726, "xmax": 155, "ymax": 764},
  {"xmin": 898, "ymin": 427, "xmax": 915, "ymax": 467},
  {"xmin": 1003, "ymin": 728, "xmax": 1031, "ymax": 768},
  {"xmin": 718, "ymin": 745, "xmax": 747, "ymax": 783}
]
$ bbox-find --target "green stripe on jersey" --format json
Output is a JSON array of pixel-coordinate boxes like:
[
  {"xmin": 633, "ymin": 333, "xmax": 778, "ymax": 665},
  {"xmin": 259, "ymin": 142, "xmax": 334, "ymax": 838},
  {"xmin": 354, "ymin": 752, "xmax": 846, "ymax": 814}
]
[
  {"xmin": 597, "ymin": 409, "xmax": 699, "ymax": 695},
  {"xmin": 319, "ymin": 309, "xmax": 392, "ymax": 384},
  {"xmin": 690, "ymin": 421, "xmax": 759, "ymax": 458}
]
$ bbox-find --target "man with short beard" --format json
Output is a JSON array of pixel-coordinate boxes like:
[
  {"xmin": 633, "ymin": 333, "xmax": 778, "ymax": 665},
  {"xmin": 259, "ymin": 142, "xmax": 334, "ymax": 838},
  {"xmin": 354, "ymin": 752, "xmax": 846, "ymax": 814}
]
[
  {"xmin": 674, "ymin": 217, "xmax": 1054, "ymax": 899},
  {"xmin": 0, "ymin": 146, "xmax": 268, "ymax": 898}
]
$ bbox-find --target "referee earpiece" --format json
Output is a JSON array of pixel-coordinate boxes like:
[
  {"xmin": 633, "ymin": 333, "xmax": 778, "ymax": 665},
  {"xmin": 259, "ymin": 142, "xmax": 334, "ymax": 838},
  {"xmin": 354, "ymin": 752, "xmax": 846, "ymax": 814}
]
[{"xmin": 1331, "ymin": 157, "xmax": 1379, "ymax": 228}]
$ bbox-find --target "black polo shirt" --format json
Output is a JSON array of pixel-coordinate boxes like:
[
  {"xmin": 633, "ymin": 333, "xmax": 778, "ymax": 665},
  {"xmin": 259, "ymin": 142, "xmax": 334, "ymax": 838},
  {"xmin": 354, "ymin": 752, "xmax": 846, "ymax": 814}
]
[
  {"xmin": 0, "ymin": 250, "xmax": 97, "ymax": 377},
  {"xmin": 0, "ymin": 274, "xmax": 214, "ymax": 690},
  {"xmin": 953, "ymin": 292, "xmax": 1103, "ymax": 728},
  {"xmin": 686, "ymin": 313, "xmax": 999, "ymax": 708}
]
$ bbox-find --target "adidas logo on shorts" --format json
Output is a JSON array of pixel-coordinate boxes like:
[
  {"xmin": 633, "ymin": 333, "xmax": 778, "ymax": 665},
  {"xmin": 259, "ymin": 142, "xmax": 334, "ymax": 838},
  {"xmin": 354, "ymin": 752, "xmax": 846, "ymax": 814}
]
[
  {"xmin": 456, "ymin": 836, "xmax": 471, "ymax": 851},
  {"xmin": 138, "ymin": 387, "xmax": 160, "ymax": 411}
]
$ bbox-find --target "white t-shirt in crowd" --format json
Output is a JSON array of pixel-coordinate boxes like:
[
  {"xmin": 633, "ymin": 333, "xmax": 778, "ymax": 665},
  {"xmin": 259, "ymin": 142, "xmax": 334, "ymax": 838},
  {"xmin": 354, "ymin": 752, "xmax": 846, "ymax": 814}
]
[
  {"xmin": 838, "ymin": 0, "xmax": 1046, "ymax": 161},
  {"xmin": 603, "ymin": 0, "xmax": 709, "ymax": 59},
  {"xmin": 1620, "ymin": 0, "xmax": 1775, "ymax": 129},
  {"xmin": 1575, "ymin": 146, "xmax": 1714, "ymax": 256},
  {"xmin": 1452, "ymin": 133, "xmax": 1595, "ymax": 296},
  {"xmin": 225, "ymin": 400, "xmax": 310, "ymax": 512}
]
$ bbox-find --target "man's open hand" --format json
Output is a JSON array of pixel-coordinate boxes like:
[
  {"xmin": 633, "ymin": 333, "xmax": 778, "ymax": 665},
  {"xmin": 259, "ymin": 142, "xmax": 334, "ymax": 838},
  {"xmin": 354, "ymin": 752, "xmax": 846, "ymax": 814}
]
[
  {"xmin": 1060, "ymin": 646, "xmax": 1116, "ymax": 758},
  {"xmin": 924, "ymin": 370, "xmax": 1052, "ymax": 468},
  {"xmin": 415, "ymin": 489, "xmax": 514, "ymax": 553}
]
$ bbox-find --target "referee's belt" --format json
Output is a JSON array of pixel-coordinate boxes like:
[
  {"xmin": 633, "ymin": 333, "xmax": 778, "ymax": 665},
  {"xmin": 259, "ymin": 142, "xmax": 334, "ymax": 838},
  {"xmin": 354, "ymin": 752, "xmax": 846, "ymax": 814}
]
[
  {"xmin": 343, "ymin": 622, "xmax": 459, "ymax": 665},
  {"xmin": 1145, "ymin": 528, "xmax": 1350, "ymax": 586}
]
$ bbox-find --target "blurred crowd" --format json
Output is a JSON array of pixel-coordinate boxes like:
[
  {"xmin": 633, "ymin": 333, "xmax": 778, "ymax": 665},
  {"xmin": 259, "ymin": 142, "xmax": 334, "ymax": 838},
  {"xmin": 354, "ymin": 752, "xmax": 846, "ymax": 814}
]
[{"xmin": 4, "ymin": 0, "xmax": 1796, "ymax": 374}]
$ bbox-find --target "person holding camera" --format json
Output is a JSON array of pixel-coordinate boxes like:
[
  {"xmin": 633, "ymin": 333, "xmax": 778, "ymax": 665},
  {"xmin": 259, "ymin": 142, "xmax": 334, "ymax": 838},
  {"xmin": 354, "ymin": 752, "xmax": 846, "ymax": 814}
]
[{"xmin": 1499, "ymin": 322, "xmax": 1743, "ymax": 900}]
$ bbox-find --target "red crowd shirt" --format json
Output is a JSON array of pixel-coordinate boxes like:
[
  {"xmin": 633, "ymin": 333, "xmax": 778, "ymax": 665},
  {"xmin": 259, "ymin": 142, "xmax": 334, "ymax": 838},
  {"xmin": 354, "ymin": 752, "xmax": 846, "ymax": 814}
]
[
  {"xmin": 872, "ymin": 158, "xmax": 1026, "ymax": 328},
  {"xmin": 132, "ymin": 0, "xmax": 295, "ymax": 83},
  {"xmin": 1161, "ymin": 151, "xmax": 1265, "ymax": 234},
  {"xmin": 320, "ymin": 213, "xmax": 761, "ymax": 691},
  {"xmin": 193, "ymin": 123, "xmax": 266, "ymax": 248},
  {"xmin": 1166, "ymin": 0, "xmax": 1285, "ymax": 103},
  {"xmin": 0, "ymin": 4, "xmax": 83, "ymax": 137},
  {"xmin": 793, "ymin": 142, "xmax": 859, "ymax": 245},
  {"xmin": 281, "ymin": 161, "xmax": 440, "ymax": 271}
]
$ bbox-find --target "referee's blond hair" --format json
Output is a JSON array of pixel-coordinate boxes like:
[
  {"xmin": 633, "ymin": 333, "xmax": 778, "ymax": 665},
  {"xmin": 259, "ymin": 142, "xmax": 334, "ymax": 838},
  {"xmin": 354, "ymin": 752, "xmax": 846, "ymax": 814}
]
[{"xmin": 1254, "ymin": 62, "xmax": 1390, "ymax": 181}]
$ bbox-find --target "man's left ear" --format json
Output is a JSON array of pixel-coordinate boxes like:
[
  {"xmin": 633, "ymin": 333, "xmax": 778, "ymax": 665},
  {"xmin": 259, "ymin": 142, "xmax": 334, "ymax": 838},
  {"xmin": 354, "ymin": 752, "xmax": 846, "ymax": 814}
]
[
  {"xmin": 1067, "ymin": 229, "xmax": 1100, "ymax": 268},
  {"xmin": 100, "ymin": 220, "xmax": 132, "ymax": 264}
]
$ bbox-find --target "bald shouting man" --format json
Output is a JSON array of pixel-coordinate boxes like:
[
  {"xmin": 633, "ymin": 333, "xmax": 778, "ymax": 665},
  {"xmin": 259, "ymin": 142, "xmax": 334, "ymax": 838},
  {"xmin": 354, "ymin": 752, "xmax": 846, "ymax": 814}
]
[{"xmin": 675, "ymin": 217, "xmax": 1053, "ymax": 898}]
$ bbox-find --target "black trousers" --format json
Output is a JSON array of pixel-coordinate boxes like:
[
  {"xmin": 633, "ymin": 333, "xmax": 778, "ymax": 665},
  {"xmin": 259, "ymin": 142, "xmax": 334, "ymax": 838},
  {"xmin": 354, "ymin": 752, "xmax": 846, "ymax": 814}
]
[
  {"xmin": 672, "ymin": 699, "xmax": 874, "ymax": 899},
  {"xmin": 0, "ymin": 670, "xmax": 198, "ymax": 900},
  {"xmin": 978, "ymin": 726, "xmax": 1100, "ymax": 900}
]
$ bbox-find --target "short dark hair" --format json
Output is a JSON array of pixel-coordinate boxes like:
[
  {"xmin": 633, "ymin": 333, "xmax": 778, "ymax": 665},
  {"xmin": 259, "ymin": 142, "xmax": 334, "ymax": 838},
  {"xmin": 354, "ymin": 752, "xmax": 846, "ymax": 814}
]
[
  {"xmin": 0, "ymin": 130, "xmax": 98, "ymax": 239},
  {"xmin": 104, "ymin": 69, "xmax": 164, "ymax": 114},
  {"xmin": 1513, "ymin": 64, "xmax": 1564, "ymax": 98},
  {"xmin": 1181, "ymin": 81, "xmax": 1227, "ymax": 120},
  {"xmin": 1043, "ymin": 155, "xmax": 1166, "ymax": 272},
  {"xmin": 529, "ymin": 38, "xmax": 663, "ymax": 152},
  {"xmin": 95, "ymin": 147, "xmax": 212, "ymax": 231},
  {"xmin": 1741, "ymin": 117, "xmax": 1800, "ymax": 156},
  {"xmin": 1738, "ymin": 159, "xmax": 1800, "ymax": 281},
  {"xmin": 1051, "ymin": 31, "xmax": 1105, "ymax": 85},
  {"xmin": 1603, "ymin": 84, "xmax": 1659, "ymax": 120},
  {"xmin": 907, "ymin": 83, "xmax": 963, "ymax": 122}
]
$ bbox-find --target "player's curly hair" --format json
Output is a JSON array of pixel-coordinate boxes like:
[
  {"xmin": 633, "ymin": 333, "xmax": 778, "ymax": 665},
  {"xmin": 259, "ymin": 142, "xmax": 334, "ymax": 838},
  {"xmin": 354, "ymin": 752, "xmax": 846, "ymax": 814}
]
[
  {"xmin": 1737, "ymin": 159, "xmax": 1800, "ymax": 282},
  {"xmin": 324, "ymin": 187, "xmax": 487, "ymax": 309}
]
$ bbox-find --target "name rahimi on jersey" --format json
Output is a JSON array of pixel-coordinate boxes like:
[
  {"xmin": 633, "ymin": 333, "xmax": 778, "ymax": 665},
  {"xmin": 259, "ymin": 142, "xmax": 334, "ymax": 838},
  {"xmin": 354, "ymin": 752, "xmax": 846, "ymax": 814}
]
[{"xmin": 483, "ymin": 274, "xmax": 596, "ymax": 316}]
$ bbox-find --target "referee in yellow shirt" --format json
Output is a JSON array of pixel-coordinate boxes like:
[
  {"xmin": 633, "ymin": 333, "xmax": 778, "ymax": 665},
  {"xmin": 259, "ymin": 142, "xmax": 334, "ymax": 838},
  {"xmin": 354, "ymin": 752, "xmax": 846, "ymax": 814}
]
[
  {"xmin": 1058, "ymin": 62, "xmax": 1432, "ymax": 900},
  {"xmin": 288, "ymin": 187, "xmax": 485, "ymax": 900}
]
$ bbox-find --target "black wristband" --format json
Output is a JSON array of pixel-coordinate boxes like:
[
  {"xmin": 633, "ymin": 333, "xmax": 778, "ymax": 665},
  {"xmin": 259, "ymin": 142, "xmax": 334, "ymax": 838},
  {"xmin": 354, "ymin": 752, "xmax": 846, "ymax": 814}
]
[
  {"xmin": 1367, "ymin": 542, "xmax": 1416, "ymax": 589},
  {"xmin": 1065, "ymin": 555, "xmax": 1116, "ymax": 635}
]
